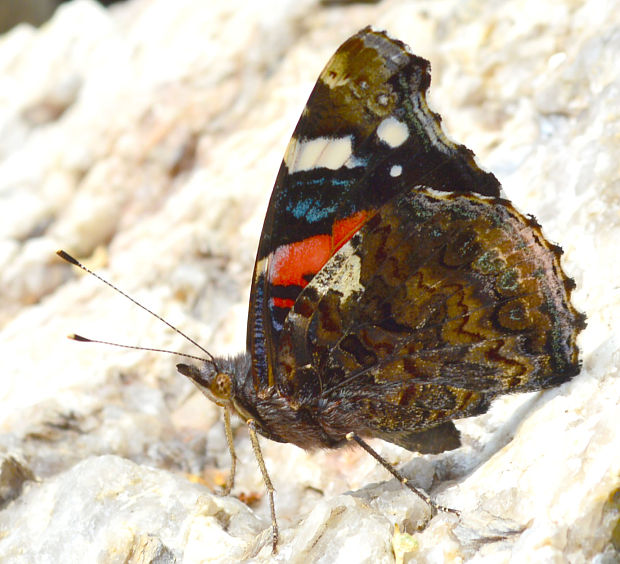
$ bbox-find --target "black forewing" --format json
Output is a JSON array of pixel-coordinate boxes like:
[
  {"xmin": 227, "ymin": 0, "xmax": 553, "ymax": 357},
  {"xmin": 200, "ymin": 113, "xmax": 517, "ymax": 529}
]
[{"xmin": 247, "ymin": 28, "xmax": 500, "ymax": 389}]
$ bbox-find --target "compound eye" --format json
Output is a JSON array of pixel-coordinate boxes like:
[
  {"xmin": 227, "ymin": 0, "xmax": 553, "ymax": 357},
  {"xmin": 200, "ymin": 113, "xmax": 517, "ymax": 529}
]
[{"xmin": 211, "ymin": 372, "xmax": 233, "ymax": 400}]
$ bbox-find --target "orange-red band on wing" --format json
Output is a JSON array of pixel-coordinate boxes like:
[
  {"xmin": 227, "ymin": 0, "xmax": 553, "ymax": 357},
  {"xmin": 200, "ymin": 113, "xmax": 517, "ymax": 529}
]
[
  {"xmin": 269, "ymin": 210, "xmax": 371, "ymax": 288},
  {"xmin": 271, "ymin": 297, "xmax": 296, "ymax": 309},
  {"xmin": 270, "ymin": 234, "xmax": 331, "ymax": 287}
]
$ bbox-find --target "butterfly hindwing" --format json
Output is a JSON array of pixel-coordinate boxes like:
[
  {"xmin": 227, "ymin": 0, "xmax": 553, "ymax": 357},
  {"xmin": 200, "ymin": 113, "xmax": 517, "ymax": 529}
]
[
  {"xmin": 248, "ymin": 28, "xmax": 501, "ymax": 389},
  {"xmin": 275, "ymin": 186, "xmax": 584, "ymax": 446}
]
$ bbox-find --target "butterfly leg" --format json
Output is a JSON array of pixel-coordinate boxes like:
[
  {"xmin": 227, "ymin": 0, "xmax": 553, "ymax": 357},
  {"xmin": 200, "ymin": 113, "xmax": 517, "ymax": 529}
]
[
  {"xmin": 222, "ymin": 407, "xmax": 237, "ymax": 495},
  {"xmin": 247, "ymin": 419, "xmax": 278, "ymax": 553},
  {"xmin": 345, "ymin": 432, "xmax": 460, "ymax": 517}
]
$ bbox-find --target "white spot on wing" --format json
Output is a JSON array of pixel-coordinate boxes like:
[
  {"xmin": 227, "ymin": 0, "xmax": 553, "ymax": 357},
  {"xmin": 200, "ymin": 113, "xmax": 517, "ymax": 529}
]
[
  {"xmin": 284, "ymin": 136, "xmax": 353, "ymax": 174},
  {"xmin": 377, "ymin": 117, "xmax": 409, "ymax": 148},
  {"xmin": 390, "ymin": 164, "xmax": 403, "ymax": 177}
]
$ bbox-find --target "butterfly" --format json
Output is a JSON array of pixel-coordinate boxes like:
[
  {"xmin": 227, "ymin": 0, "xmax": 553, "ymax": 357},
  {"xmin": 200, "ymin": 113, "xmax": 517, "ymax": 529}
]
[{"xmin": 61, "ymin": 26, "xmax": 585, "ymax": 553}]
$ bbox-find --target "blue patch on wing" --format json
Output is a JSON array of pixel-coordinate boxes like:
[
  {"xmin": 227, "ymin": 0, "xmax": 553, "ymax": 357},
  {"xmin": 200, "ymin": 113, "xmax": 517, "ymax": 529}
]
[{"xmin": 287, "ymin": 198, "xmax": 338, "ymax": 222}]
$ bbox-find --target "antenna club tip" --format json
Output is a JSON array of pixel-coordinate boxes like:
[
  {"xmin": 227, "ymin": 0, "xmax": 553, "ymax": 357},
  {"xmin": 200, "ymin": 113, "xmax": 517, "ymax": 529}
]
[
  {"xmin": 68, "ymin": 333, "xmax": 89, "ymax": 342},
  {"xmin": 57, "ymin": 250, "xmax": 79, "ymax": 266}
]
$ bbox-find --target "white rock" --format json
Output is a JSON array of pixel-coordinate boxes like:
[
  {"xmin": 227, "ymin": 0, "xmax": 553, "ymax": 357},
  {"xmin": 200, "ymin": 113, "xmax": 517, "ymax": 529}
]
[
  {"xmin": 0, "ymin": 0, "xmax": 618, "ymax": 562},
  {"xmin": 0, "ymin": 455, "xmax": 261, "ymax": 562}
]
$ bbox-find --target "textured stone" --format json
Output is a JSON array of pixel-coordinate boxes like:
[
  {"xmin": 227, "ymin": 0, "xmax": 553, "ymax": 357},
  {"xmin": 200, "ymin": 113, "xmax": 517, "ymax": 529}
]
[
  {"xmin": 0, "ymin": 455, "xmax": 260, "ymax": 562},
  {"xmin": 0, "ymin": 0, "xmax": 618, "ymax": 562}
]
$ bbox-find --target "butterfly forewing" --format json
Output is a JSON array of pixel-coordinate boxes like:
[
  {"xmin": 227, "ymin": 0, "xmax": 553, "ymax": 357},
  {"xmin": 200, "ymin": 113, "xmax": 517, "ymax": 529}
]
[{"xmin": 248, "ymin": 28, "xmax": 502, "ymax": 389}]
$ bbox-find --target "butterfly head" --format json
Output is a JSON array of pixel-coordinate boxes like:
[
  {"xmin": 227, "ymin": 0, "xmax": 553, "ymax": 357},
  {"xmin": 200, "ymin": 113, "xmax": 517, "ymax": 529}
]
[
  {"xmin": 177, "ymin": 353, "xmax": 250, "ymax": 409},
  {"xmin": 177, "ymin": 361, "xmax": 233, "ymax": 407}
]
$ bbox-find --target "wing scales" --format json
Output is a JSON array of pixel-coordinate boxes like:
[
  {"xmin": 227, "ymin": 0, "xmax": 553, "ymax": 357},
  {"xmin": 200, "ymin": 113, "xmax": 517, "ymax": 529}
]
[{"xmin": 276, "ymin": 187, "xmax": 584, "ymax": 439}]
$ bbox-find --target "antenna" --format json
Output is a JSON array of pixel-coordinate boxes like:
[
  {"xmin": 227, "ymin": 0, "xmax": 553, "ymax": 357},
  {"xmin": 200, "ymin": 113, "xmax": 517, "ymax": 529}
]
[
  {"xmin": 56, "ymin": 249, "xmax": 217, "ymax": 366},
  {"xmin": 68, "ymin": 333, "xmax": 209, "ymax": 363}
]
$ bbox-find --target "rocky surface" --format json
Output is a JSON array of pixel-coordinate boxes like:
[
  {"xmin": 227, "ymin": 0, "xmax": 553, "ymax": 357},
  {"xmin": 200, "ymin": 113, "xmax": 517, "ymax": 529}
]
[{"xmin": 0, "ymin": 0, "xmax": 618, "ymax": 562}]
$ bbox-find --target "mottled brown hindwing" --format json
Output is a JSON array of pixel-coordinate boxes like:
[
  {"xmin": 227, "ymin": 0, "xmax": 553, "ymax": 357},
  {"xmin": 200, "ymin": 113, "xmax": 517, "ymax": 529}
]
[{"xmin": 277, "ymin": 187, "xmax": 585, "ymax": 439}]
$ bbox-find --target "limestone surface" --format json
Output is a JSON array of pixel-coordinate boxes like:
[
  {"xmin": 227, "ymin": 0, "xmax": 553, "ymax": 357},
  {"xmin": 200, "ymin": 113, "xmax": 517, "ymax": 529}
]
[{"xmin": 0, "ymin": 0, "xmax": 618, "ymax": 562}]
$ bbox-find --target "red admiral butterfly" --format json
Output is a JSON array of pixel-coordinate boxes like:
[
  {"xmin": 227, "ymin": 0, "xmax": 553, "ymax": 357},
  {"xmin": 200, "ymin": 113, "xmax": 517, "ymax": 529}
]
[{"xmin": 59, "ymin": 27, "xmax": 585, "ymax": 553}]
